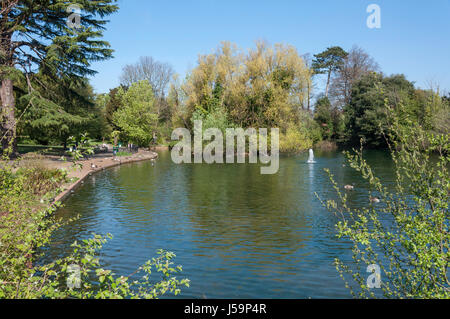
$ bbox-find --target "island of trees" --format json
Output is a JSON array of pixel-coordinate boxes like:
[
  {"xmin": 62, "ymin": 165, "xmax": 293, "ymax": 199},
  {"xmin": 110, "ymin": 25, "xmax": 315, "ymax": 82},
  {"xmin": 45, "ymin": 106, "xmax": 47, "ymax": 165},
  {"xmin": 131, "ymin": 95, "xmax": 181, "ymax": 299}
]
[{"xmin": 2, "ymin": 36, "xmax": 449, "ymax": 156}]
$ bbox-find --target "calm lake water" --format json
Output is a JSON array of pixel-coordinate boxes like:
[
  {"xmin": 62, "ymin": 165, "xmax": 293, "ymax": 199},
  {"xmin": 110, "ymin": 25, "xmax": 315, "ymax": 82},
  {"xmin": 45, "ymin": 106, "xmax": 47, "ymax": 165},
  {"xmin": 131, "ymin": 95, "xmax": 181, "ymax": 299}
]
[{"xmin": 42, "ymin": 150, "xmax": 395, "ymax": 298}]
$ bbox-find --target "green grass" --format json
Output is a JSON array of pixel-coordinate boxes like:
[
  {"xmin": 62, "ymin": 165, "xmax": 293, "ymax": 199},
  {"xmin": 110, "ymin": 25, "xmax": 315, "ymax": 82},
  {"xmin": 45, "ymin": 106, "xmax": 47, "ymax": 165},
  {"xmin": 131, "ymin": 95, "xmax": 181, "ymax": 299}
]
[
  {"xmin": 115, "ymin": 151, "xmax": 132, "ymax": 157},
  {"xmin": 18, "ymin": 142, "xmax": 105, "ymax": 156},
  {"xmin": 18, "ymin": 144, "xmax": 65, "ymax": 155}
]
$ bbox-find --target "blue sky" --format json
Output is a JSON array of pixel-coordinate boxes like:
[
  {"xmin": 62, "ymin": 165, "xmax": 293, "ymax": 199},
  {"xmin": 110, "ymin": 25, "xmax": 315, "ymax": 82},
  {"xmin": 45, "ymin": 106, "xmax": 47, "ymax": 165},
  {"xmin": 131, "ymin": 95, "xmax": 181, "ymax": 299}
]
[{"xmin": 89, "ymin": 0, "xmax": 450, "ymax": 94}]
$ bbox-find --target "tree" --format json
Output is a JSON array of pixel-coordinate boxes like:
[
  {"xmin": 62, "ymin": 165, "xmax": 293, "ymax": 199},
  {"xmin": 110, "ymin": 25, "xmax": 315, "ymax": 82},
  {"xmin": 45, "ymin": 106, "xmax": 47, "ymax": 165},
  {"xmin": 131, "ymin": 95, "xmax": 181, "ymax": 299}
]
[
  {"xmin": 343, "ymin": 73, "xmax": 429, "ymax": 148},
  {"xmin": 168, "ymin": 74, "xmax": 189, "ymax": 129},
  {"xmin": 113, "ymin": 80, "xmax": 158, "ymax": 146},
  {"xmin": 119, "ymin": 56, "xmax": 175, "ymax": 134},
  {"xmin": 120, "ymin": 56, "xmax": 174, "ymax": 99},
  {"xmin": 92, "ymin": 92, "xmax": 113, "ymax": 141},
  {"xmin": 176, "ymin": 41, "xmax": 315, "ymax": 152},
  {"xmin": 0, "ymin": 0, "xmax": 118, "ymax": 156},
  {"xmin": 17, "ymin": 74, "xmax": 99, "ymax": 147},
  {"xmin": 104, "ymin": 87, "xmax": 122, "ymax": 129},
  {"xmin": 184, "ymin": 42, "xmax": 310, "ymax": 130},
  {"xmin": 312, "ymin": 46, "xmax": 348, "ymax": 98},
  {"xmin": 314, "ymin": 97, "xmax": 334, "ymax": 140},
  {"xmin": 301, "ymin": 53, "xmax": 315, "ymax": 111},
  {"xmin": 343, "ymin": 73, "xmax": 390, "ymax": 148},
  {"xmin": 330, "ymin": 46, "xmax": 379, "ymax": 108}
]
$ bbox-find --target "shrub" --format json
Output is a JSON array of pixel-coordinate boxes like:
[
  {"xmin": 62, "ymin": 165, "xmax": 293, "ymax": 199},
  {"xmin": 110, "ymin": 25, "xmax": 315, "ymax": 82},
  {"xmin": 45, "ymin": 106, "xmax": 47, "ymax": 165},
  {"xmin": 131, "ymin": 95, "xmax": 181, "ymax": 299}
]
[
  {"xmin": 279, "ymin": 123, "xmax": 313, "ymax": 153},
  {"xmin": 315, "ymin": 140, "xmax": 338, "ymax": 152},
  {"xmin": 0, "ymin": 157, "xmax": 190, "ymax": 299},
  {"xmin": 320, "ymin": 102, "xmax": 449, "ymax": 298},
  {"xmin": 113, "ymin": 81, "xmax": 159, "ymax": 147},
  {"xmin": 17, "ymin": 167, "xmax": 67, "ymax": 197}
]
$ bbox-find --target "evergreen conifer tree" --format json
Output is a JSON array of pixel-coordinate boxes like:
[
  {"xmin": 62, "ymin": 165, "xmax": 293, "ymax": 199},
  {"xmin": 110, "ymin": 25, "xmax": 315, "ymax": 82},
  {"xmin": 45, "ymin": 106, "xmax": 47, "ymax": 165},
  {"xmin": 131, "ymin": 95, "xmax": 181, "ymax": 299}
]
[{"xmin": 0, "ymin": 0, "xmax": 118, "ymax": 155}]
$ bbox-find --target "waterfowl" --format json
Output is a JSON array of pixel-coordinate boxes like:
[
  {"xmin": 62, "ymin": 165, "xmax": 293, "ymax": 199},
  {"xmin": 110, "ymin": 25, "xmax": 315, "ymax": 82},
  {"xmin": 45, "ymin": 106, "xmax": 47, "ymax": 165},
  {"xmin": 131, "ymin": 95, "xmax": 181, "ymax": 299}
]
[
  {"xmin": 344, "ymin": 185, "xmax": 354, "ymax": 190},
  {"xmin": 370, "ymin": 196, "xmax": 381, "ymax": 204}
]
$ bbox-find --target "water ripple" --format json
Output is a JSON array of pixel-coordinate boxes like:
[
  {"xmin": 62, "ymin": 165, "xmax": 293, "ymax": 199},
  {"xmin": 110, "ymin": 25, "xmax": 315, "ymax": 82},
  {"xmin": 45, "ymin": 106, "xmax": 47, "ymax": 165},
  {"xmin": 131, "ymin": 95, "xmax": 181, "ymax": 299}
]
[{"xmin": 42, "ymin": 150, "xmax": 395, "ymax": 298}]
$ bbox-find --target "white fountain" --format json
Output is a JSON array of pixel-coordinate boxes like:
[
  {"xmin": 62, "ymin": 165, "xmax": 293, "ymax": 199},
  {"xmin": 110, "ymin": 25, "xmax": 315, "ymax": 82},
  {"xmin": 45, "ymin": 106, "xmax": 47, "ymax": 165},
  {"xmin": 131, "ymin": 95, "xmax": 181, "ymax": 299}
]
[{"xmin": 307, "ymin": 149, "xmax": 316, "ymax": 164}]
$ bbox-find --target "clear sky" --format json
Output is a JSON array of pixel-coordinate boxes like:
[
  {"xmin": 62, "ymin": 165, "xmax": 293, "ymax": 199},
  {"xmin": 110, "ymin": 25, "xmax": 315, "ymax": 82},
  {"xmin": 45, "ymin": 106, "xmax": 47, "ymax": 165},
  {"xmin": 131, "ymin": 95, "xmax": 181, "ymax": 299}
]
[{"xmin": 89, "ymin": 0, "xmax": 450, "ymax": 94}]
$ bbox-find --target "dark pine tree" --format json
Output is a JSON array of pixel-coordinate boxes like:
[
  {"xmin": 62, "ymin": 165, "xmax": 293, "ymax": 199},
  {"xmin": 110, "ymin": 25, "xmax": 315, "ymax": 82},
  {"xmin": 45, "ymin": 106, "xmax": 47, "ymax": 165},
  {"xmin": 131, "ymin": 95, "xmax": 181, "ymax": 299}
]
[
  {"xmin": 312, "ymin": 46, "xmax": 348, "ymax": 98},
  {"xmin": 0, "ymin": 0, "xmax": 118, "ymax": 156}
]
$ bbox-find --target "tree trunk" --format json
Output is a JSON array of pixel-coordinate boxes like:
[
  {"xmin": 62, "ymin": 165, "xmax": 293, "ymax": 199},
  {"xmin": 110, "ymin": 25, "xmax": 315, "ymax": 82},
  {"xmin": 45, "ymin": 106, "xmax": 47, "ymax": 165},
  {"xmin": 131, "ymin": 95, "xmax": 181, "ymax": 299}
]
[
  {"xmin": 307, "ymin": 81, "xmax": 311, "ymax": 111},
  {"xmin": 0, "ymin": 78, "xmax": 17, "ymax": 157},
  {"xmin": 325, "ymin": 70, "xmax": 331, "ymax": 98}
]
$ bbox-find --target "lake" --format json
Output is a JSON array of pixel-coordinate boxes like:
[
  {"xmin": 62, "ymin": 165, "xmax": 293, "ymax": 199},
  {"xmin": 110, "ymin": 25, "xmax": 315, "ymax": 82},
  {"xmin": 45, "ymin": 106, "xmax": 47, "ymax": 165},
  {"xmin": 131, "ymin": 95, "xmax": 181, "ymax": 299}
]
[{"xmin": 42, "ymin": 149, "xmax": 395, "ymax": 298}]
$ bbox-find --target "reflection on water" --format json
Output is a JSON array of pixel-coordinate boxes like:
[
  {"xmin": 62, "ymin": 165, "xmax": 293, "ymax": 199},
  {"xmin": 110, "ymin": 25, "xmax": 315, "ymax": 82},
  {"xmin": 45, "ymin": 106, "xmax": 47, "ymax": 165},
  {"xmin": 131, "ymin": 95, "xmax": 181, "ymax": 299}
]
[{"xmin": 41, "ymin": 150, "xmax": 394, "ymax": 298}]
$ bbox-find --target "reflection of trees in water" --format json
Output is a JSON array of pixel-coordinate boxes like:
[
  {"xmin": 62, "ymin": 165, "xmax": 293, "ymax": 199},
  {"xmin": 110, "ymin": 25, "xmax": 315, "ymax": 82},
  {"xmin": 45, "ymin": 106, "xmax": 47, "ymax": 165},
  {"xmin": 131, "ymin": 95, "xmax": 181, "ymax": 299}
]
[
  {"xmin": 38, "ymin": 150, "xmax": 398, "ymax": 298},
  {"xmin": 96, "ymin": 159, "xmax": 191, "ymax": 232},
  {"xmin": 185, "ymin": 160, "xmax": 312, "ymax": 263}
]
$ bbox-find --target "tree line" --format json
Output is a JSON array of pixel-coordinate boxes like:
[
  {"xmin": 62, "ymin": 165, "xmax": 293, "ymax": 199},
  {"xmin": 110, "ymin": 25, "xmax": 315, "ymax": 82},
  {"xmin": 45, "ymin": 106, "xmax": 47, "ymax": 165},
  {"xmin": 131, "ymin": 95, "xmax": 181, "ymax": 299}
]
[
  {"xmin": 311, "ymin": 46, "xmax": 449, "ymax": 149},
  {"xmin": 95, "ymin": 43, "xmax": 450, "ymax": 152},
  {"xmin": 1, "ymin": 2, "xmax": 448, "ymax": 155}
]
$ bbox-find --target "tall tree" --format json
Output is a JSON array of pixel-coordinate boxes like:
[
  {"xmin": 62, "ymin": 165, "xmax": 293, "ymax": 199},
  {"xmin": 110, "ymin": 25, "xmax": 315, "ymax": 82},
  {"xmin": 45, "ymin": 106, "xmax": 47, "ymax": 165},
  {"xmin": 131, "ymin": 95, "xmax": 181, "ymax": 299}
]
[
  {"xmin": 330, "ymin": 45, "xmax": 379, "ymax": 108},
  {"xmin": 119, "ymin": 56, "xmax": 174, "ymax": 98},
  {"xmin": 314, "ymin": 96, "xmax": 334, "ymax": 140},
  {"xmin": 18, "ymin": 74, "xmax": 95, "ymax": 147},
  {"xmin": 312, "ymin": 46, "xmax": 348, "ymax": 98},
  {"xmin": 183, "ymin": 41, "xmax": 310, "ymax": 132},
  {"xmin": 113, "ymin": 80, "xmax": 158, "ymax": 146},
  {"xmin": 302, "ymin": 53, "xmax": 315, "ymax": 111},
  {"xmin": 104, "ymin": 87, "xmax": 122, "ymax": 129},
  {"xmin": 0, "ymin": 0, "xmax": 118, "ymax": 156},
  {"xmin": 344, "ymin": 73, "xmax": 417, "ymax": 148}
]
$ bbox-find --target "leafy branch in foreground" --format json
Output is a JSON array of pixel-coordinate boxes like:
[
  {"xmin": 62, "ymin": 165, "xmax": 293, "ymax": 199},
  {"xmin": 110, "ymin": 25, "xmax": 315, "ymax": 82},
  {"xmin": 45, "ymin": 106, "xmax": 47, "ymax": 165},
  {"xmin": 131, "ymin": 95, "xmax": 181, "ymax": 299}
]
[
  {"xmin": 62, "ymin": 133, "xmax": 95, "ymax": 171},
  {"xmin": 319, "ymin": 101, "xmax": 449, "ymax": 298},
  {"xmin": 37, "ymin": 235, "xmax": 190, "ymax": 299}
]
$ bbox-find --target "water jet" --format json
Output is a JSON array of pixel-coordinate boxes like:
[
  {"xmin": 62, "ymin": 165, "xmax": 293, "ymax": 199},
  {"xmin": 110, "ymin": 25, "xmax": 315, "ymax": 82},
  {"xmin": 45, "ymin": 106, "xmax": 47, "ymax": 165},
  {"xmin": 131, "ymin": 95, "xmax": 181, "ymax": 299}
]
[{"xmin": 307, "ymin": 149, "xmax": 316, "ymax": 164}]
